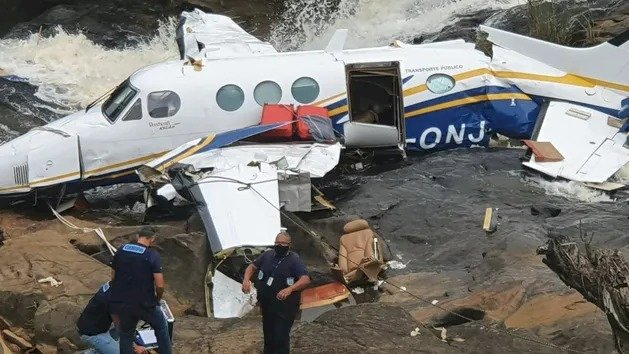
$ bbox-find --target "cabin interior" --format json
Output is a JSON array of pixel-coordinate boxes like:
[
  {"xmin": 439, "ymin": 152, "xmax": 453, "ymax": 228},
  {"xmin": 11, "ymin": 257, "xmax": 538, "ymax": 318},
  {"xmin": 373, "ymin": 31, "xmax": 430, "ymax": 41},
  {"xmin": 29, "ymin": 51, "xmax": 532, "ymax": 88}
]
[{"xmin": 347, "ymin": 66, "xmax": 402, "ymax": 128}]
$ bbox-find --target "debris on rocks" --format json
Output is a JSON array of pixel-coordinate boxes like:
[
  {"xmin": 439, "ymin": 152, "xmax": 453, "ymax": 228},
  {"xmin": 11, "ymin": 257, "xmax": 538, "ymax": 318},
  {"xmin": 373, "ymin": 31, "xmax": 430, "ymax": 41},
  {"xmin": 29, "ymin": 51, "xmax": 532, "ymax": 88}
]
[
  {"xmin": 56, "ymin": 337, "xmax": 77, "ymax": 351},
  {"xmin": 351, "ymin": 287, "xmax": 365, "ymax": 295},
  {"xmin": 410, "ymin": 327, "xmax": 421, "ymax": 337},
  {"xmin": 2, "ymin": 329, "xmax": 33, "ymax": 351},
  {"xmin": 538, "ymin": 232, "xmax": 629, "ymax": 352},
  {"xmin": 37, "ymin": 277, "xmax": 63, "ymax": 287},
  {"xmin": 331, "ymin": 219, "xmax": 386, "ymax": 285},
  {"xmin": 482, "ymin": 207, "xmax": 498, "ymax": 233},
  {"xmin": 387, "ymin": 260, "xmax": 407, "ymax": 270}
]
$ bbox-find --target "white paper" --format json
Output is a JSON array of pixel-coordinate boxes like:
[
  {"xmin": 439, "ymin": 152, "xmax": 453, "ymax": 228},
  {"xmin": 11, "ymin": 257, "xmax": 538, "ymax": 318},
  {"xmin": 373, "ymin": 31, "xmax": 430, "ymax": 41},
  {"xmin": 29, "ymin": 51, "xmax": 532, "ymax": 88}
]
[{"xmin": 138, "ymin": 329, "xmax": 157, "ymax": 344}]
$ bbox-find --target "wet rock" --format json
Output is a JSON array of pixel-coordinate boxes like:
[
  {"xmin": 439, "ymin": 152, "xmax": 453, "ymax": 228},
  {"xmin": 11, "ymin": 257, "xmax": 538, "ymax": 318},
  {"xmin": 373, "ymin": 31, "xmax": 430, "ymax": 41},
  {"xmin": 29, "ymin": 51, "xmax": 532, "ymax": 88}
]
[
  {"xmin": 154, "ymin": 232, "xmax": 210, "ymax": 316},
  {"xmin": 530, "ymin": 204, "xmax": 562, "ymax": 218},
  {"xmin": 3, "ymin": 0, "xmax": 174, "ymax": 49},
  {"xmin": 35, "ymin": 343, "xmax": 58, "ymax": 354},
  {"xmin": 479, "ymin": 0, "xmax": 626, "ymax": 46},
  {"xmin": 292, "ymin": 303, "xmax": 450, "ymax": 353},
  {"xmin": 34, "ymin": 297, "xmax": 88, "ymax": 343},
  {"xmin": 0, "ymin": 317, "xmax": 9, "ymax": 330},
  {"xmin": 7, "ymin": 343, "xmax": 20, "ymax": 353},
  {"xmin": 172, "ymin": 315, "xmax": 262, "ymax": 354},
  {"xmin": 55, "ymin": 337, "xmax": 77, "ymax": 352},
  {"xmin": 1, "ymin": 329, "xmax": 32, "ymax": 351}
]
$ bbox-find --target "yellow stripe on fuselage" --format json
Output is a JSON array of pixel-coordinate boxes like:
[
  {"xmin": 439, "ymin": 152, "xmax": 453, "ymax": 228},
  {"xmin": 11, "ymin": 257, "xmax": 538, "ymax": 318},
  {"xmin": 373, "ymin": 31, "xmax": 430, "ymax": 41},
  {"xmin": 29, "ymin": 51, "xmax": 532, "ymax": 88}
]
[
  {"xmin": 403, "ymin": 68, "xmax": 629, "ymax": 98},
  {"xmin": 404, "ymin": 93, "xmax": 532, "ymax": 119},
  {"xmin": 156, "ymin": 134, "xmax": 216, "ymax": 172}
]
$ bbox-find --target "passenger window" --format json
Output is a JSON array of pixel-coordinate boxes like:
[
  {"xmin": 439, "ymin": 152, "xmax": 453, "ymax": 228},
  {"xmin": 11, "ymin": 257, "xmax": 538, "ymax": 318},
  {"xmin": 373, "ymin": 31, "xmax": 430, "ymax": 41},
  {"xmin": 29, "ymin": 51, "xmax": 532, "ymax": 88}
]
[
  {"xmin": 216, "ymin": 84, "xmax": 245, "ymax": 111},
  {"xmin": 254, "ymin": 81, "xmax": 282, "ymax": 106},
  {"xmin": 122, "ymin": 99, "xmax": 142, "ymax": 121},
  {"xmin": 148, "ymin": 91, "xmax": 181, "ymax": 118},
  {"xmin": 426, "ymin": 74, "xmax": 456, "ymax": 94},
  {"xmin": 291, "ymin": 77, "xmax": 319, "ymax": 104}
]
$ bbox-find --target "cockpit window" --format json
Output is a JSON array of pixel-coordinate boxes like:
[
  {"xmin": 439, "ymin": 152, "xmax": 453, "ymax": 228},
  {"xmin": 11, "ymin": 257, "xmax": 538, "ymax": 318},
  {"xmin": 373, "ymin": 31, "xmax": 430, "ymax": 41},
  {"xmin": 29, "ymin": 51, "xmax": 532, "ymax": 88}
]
[
  {"xmin": 102, "ymin": 81, "xmax": 137, "ymax": 122},
  {"xmin": 122, "ymin": 99, "xmax": 142, "ymax": 121},
  {"xmin": 148, "ymin": 91, "xmax": 181, "ymax": 118}
]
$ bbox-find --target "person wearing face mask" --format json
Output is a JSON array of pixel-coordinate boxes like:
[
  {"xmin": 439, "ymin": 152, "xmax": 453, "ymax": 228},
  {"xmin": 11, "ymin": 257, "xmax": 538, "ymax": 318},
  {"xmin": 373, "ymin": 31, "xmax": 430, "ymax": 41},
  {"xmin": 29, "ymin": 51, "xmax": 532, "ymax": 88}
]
[{"xmin": 242, "ymin": 231, "xmax": 311, "ymax": 354}]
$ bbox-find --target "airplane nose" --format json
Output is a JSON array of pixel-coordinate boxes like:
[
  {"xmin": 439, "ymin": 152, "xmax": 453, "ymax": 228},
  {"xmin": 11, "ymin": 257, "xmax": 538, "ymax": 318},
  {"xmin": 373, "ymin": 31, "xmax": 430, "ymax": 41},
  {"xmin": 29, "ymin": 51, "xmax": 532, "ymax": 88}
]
[
  {"xmin": 0, "ymin": 135, "xmax": 31, "ymax": 194},
  {"xmin": 0, "ymin": 128, "xmax": 82, "ymax": 196}
]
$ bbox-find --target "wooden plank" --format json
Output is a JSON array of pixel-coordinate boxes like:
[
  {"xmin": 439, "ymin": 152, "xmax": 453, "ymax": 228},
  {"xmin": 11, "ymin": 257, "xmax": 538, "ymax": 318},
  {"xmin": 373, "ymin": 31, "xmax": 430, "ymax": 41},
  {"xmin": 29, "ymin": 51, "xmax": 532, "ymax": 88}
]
[
  {"xmin": 523, "ymin": 140, "xmax": 565, "ymax": 162},
  {"xmin": 301, "ymin": 282, "xmax": 350, "ymax": 309}
]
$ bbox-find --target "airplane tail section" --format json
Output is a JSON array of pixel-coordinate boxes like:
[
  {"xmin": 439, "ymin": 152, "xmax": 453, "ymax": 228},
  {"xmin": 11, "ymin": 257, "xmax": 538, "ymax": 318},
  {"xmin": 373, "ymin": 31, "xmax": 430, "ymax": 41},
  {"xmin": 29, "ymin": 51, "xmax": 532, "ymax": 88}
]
[{"xmin": 480, "ymin": 26, "xmax": 629, "ymax": 95}]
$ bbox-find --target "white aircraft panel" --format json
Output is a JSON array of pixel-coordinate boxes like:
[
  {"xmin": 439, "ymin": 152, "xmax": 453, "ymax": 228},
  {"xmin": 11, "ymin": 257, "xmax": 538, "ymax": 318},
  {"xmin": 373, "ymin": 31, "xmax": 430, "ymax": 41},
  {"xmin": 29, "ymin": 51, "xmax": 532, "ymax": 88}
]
[
  {"xmin": 195, "ymin": 163, "xmax": 280, "ymax": 254},
  {"xmin": 524, "ymin": 101, "xmax": 629, "ymax": 183},
  {"xmin": 343, "ymin": 122, "xmax": 400, "ymax": 148},
  {"xmin": 212, "ymin": 270, "xmax": 256, "ymax": 319},
  {"xmin": 177, "ymin": 143, "xmax": 341, "ymax": 178}
]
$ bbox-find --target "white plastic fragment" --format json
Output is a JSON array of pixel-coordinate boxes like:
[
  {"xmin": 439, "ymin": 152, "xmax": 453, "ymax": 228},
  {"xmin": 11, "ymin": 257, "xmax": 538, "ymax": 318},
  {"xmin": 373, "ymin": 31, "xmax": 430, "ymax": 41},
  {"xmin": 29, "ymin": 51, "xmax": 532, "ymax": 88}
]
[
  {"xmin": 351, "ymin": 287, "xmax": 365, "ymax": 294},
  {"xmin": 399, "ymin": 286, "xmax": 407, "ymax": 291},
  {"xmin": 410, "ymin": 327, "xmax": 421, "ymax": 337},
  {"xmin": 387, "ymin": 260, "xmax": 407, "ymax": 270},
  {"xmin": 38, "ymin": 276, "xmax": 63, "ymax": 287},
  {"xmin": 431, "ymin": 299, "xmax": 439, "ymax": 305}
]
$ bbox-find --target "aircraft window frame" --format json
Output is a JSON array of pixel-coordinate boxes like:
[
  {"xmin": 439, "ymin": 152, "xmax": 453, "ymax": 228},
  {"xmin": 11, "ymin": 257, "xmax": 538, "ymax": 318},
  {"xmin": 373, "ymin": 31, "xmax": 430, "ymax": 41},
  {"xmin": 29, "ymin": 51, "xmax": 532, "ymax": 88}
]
[
  {"xmin": 426, "ymin": 73, "xmax": 456, "ymax": 94},
  {"xmin": 216, "ymin": 84, "xmax": 245, "ymax": 112},
  {"xmin": 102, "ymin": 81, "xmax": 138, "ymax": 123},
  {"xmin": 147, "ymin": 90, "xmax": 181, "ymax": 119},
  {"xmin": 291, "ymin": 77, "xmax": 320, "ymax": 104},
  {"xmin": 122, "ymin": 98, "xmax": 143, "ymax": 121},
  {"xmin": 254, "ymin": 80, "xmax": 282, "ymax": 106}
]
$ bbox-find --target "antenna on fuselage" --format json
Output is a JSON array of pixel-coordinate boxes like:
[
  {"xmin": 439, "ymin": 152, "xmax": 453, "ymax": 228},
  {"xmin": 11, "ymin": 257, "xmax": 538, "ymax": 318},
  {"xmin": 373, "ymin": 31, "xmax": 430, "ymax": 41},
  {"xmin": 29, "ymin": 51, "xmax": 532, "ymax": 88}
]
[{"xmin": 325, "ymin": 29, "xmax": 348, "ymax": 53}]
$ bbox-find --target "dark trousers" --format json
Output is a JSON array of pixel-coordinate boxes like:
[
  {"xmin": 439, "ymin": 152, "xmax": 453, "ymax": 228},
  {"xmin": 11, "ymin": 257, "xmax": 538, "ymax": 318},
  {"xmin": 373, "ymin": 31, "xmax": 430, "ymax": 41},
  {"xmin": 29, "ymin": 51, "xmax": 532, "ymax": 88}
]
[
  {"xmin": 117, "ymin": 305, "xmax": 172, "ymax": 354},
  {"xmin": 261, "ymin": 305, "xmax": 296, "ymax": 354}
]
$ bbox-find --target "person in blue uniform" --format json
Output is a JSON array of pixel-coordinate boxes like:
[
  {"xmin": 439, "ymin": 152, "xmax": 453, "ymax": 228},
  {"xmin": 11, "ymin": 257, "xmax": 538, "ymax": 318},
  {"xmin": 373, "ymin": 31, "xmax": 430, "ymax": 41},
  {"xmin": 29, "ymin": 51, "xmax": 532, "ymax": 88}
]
[
  {"xmin": 242, "ymin": 231, "xmax": 311, "ymax": 354},
  {"xmin": 76, "ymin": 282, "xmax": 147, "ymax": 354},
  {"xmin": 109, "ymin": 226, "xmax": 172, "ymax": 354}
]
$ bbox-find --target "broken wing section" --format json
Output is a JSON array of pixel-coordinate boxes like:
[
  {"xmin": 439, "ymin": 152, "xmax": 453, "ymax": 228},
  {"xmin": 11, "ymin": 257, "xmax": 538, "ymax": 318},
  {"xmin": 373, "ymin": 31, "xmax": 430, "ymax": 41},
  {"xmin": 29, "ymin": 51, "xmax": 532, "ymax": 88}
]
[
  {"xmin": 190, "ymin": 163, "xmax": 281, "ymax": 254},
  {"xmin": 177, "ymin": 9, "xmax": 277, "ymax": 60},
  {"xmin": 523, "ymin": 101, "xmax": 629, "ymax": 183}
]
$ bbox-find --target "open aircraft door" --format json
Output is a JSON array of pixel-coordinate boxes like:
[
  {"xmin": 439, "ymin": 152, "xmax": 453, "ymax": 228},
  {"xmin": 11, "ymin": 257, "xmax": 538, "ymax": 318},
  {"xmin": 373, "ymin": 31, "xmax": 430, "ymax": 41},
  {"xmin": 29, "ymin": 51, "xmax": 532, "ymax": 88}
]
[{"xmin": 342, "ymin": 61, "xmax": 406, "ymax": 149}]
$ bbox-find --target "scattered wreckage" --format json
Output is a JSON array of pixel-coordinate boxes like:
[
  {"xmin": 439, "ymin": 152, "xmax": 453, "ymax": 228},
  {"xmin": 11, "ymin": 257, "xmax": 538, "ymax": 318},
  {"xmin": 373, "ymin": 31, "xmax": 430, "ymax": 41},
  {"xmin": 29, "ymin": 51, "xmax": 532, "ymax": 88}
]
[
  {"xmin": 135, "ymin": 118, "xmax": 387, "ymax": 319},
  {"xmin": 0, "ymin": 10, "xmax": 628, "ymax": 204}
]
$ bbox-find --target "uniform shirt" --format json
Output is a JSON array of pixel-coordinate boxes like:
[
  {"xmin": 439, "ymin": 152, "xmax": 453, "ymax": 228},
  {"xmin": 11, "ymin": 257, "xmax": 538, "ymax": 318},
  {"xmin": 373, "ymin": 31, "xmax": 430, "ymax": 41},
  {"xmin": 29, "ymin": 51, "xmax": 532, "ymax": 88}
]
[
  {"xmin": 77, "ymin": 283, "xmax": 112, "ymax": 336},
  {"xmin": 254, "ymin": 249, "xmax": 308, "ymax": 314},
  {"xmin": 109, "ymin": 242, "xmax": 163, "ymax": 309}
]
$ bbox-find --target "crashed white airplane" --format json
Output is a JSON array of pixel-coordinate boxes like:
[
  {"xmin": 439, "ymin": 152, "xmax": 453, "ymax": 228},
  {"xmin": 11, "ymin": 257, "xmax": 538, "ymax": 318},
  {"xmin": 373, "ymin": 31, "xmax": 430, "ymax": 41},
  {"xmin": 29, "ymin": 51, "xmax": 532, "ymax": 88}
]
[{"xmin": 0, "ymin": 9, "xmax": 627, "ymax": 199}]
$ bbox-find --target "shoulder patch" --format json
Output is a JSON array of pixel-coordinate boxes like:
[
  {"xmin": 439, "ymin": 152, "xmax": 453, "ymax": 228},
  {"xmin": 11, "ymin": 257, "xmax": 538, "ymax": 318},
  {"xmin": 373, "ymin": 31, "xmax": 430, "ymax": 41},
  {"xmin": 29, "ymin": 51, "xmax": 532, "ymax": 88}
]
[
  {"xmin": 122, "ymin": 243, "xmax": 146, "ymax": 254},
  {"xmin": 101, "ymin": 282, "xmax": 110, "ymax": 293}
]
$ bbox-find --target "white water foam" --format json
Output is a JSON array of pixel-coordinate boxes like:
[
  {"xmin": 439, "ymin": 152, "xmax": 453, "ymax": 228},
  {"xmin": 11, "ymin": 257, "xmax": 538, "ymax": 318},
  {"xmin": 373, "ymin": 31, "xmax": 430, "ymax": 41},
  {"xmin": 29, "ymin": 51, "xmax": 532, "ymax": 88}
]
[
  {"xmin": 0, "ymin": 18, "xmax": 179, "ymax": 116},
  {"xmin": 270, "ymin": 0, "xmax": 524, "ymax": 50},
  {"xmin": 525, "ymin": 177, "xmax": 614, "ymax": 203},
  {"xmin": 613, "ymin": 162, "xmax": 629, "ymax": 185}
]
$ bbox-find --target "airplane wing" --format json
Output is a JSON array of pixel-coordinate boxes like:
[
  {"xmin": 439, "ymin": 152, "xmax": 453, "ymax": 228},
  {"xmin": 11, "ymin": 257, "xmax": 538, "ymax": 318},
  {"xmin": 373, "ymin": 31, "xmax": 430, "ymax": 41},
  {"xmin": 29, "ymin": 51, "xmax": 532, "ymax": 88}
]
[
  {"xmin": 176, "ymin": 9, "xmax": 277, "ymax": 60},
  {"xmin": 522, "ymin": 101, "xmax": 629, "ymax": 184},
  {"xmin": 480, "ymin": 26, "xmax": 629, "ymax": 94}
]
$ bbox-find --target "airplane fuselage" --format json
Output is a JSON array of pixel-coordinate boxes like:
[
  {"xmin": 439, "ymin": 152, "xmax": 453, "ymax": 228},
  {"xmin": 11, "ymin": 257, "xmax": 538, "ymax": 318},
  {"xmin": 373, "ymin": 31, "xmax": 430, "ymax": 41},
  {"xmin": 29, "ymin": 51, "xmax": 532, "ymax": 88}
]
[{"xmin": 0, "ymin": 38, "xmax": 627, "ymax": 197}]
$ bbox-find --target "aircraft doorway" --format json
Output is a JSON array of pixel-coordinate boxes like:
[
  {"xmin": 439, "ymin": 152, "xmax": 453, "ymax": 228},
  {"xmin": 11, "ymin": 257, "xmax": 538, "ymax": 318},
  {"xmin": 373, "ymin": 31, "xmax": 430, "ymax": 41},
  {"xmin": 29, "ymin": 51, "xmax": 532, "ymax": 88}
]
[{"xmin": 343, "ymin": 62, "xmax": 406, "ymax": 149}]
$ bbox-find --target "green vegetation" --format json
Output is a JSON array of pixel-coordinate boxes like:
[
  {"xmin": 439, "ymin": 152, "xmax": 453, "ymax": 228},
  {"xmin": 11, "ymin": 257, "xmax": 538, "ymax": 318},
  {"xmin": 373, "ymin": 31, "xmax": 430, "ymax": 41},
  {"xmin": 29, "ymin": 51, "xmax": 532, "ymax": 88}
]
[{"xmin": 526, "ymin": 0, "xmax": 573, "ymax": 45}]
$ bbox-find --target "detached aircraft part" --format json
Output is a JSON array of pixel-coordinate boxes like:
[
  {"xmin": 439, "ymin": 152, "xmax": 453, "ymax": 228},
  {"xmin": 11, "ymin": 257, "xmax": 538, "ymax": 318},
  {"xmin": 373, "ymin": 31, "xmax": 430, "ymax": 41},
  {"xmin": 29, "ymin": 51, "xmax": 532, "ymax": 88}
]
[
  {"xmin": 187, "ymin": 163, "xmax": 281, "ymax": 255},
  {"xmin": 523, "ymin": 101, "xmax": 629, "ymax": 183},
  {"xmin": 177, "ymin": 9, "xmax": 277, "ymax": 60}
]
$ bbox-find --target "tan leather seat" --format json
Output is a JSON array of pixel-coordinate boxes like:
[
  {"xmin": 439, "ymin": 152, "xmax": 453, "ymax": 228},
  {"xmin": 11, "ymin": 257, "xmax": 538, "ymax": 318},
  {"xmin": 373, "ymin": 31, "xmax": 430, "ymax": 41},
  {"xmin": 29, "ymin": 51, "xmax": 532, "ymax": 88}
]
[{"xmin": 335, "ymin": 219, "xmax": 385, "ymax": 284}]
